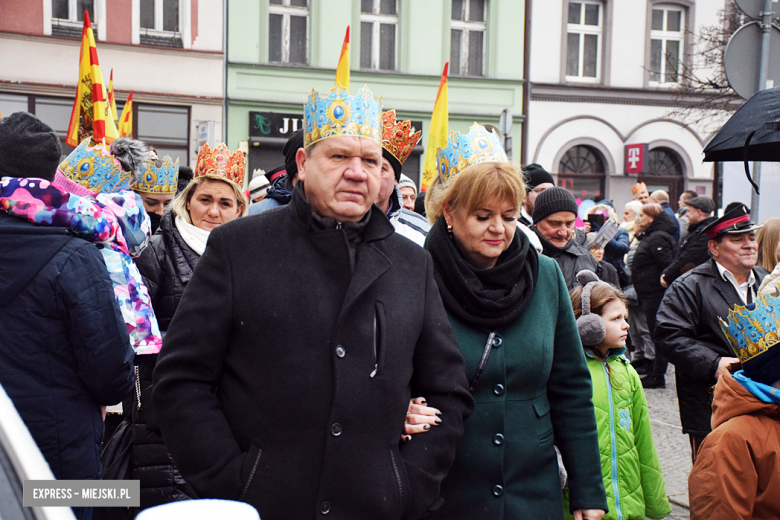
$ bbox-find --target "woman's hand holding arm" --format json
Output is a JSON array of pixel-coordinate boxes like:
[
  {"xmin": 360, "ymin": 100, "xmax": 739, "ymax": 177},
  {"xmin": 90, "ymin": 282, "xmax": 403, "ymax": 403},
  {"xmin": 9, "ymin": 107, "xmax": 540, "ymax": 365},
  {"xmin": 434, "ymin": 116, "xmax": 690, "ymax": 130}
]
[{"xmin": 402, "ymin": 397, "xmax": 441, "ymax": 441}]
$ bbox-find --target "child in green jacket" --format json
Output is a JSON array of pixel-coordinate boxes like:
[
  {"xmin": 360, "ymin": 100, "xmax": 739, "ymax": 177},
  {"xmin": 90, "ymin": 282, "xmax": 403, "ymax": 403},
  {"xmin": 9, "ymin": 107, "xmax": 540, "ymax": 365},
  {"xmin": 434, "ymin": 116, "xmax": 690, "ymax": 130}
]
[{"xmin": 565, "ymin": 271, "xmax": 671, "ymax": 520}]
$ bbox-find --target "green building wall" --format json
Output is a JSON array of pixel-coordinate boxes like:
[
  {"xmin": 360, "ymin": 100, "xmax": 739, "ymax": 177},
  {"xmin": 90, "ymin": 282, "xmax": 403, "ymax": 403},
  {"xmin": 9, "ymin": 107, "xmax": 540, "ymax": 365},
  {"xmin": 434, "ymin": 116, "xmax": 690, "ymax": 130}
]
[{"xmin": 227, "ymin": 0, "xmax": 525, "ymax": 186}]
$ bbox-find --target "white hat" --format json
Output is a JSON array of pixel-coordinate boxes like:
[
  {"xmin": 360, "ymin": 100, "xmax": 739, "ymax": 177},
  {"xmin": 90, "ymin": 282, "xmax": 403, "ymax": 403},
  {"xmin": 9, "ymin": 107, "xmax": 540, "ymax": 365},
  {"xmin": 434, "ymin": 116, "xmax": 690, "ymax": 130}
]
[
  {"xmin": 397, "ymin": 174, "xmax": 417, "ymax": 196},
  {"xmin": 248, "ymin": 173, "xmax": 270, "ymax": 199}
]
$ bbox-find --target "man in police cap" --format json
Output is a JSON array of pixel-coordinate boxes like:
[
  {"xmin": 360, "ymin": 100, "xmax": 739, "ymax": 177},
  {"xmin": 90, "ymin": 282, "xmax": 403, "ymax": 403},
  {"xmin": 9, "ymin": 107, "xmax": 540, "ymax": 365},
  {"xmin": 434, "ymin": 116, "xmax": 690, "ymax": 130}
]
[{"xmin": 655, "ymin": 202, "xmax": 769, "ymax": 461}]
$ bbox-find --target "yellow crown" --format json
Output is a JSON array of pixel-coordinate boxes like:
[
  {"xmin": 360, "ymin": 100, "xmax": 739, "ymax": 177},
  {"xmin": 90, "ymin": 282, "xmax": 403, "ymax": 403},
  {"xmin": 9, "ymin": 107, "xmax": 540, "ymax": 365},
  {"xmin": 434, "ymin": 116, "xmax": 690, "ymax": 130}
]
[
  {"xmin": 195, "ymin": 143, "xmax": 245, "ymax": 188},
  {"xmin": 382, "ymin": 110, "xmax": 421, "ymax": 165}
]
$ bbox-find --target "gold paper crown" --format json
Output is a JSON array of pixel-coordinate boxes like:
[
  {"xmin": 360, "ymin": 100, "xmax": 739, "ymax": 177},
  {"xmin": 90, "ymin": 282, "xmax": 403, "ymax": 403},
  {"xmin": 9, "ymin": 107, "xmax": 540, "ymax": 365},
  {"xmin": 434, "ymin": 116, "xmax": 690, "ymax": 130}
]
[
  {"xmin": 134, "ymin": 155, "xmax": 179, "ymax": 195},
  {"xmin": 303, "ymin": 85, "xmax": 382, "ymax": 148},
  {"xmin": 195, "ymin": 143, "xmax": 245, "ymax": 188},
  {"xmin": 436, "ymin": 123, "xmax": 508, "ymax": 184},
  {"xmin": 719, "ymin": 293, "xmax": 780, "ymax": 364},
  {"xmin": 382, "ymin": 110, "xmax": 421, "ymax": 165}
]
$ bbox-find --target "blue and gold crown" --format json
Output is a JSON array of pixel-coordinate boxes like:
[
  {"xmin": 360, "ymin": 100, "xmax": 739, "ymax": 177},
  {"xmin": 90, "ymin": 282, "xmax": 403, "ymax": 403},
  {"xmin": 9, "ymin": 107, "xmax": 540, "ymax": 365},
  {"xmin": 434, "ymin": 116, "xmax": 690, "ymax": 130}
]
[
  {"xmin": 303, "ymin": 85, "xmax": 382, "ymax": 148},
  {"xmin": 436, "ymin": 123, "xmax": 508, "ymax": 184},
  {"xmin": 57, "ymin": 138, "xmax": 133, "ymax": 194},
  {"xmin": 719, "ymin": 293, "xmax": 780, "ymax": 364},
  {"xmin": 134, "ymin": 154, "xmax": 179, "ymax": 195}
]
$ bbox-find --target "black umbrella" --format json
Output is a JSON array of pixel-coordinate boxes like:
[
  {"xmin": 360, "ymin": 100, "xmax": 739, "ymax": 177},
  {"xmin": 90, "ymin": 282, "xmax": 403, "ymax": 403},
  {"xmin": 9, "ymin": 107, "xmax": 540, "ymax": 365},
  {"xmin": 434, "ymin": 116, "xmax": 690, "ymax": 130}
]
[{"xmin": 703, "ymin": 86, "xmax": 780, "ymax": 194}]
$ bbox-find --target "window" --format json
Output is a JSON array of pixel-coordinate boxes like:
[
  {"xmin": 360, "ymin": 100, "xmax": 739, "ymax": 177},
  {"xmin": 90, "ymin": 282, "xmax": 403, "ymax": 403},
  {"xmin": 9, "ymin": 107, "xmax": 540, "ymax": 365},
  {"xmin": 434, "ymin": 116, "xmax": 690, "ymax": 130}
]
[
  {"xmin": 451, "ymin": 0, "xmax": 486, "ymax": 76},
  {"xmin": 649, "ymin": 5, "xmax": 684, "ymax": 84},
  {"xmin": 360, "ymin": 0, "xmax": 398, "ymax": 71},
  {"xmin": 139, "ymin": 0, "xmax": 182, "ymax": 47},
  {"xmin": 645, "ymin": 147, "xmax": 683, "ymax": 175},
  {"xmin": 558, "ymin": 145, "xmax": 606, "ymax": 203},
  {"xmin": 136, "ymin": 104, "xmax": 190, "ymax": 164},
  {"xmin": 269, "ymin": 0, "xmax": 309, "ymax": 65},
  {"xmin": 51, "ymin": 0, "xmax": 95, "ymax": 37},
  {"xmin": 566, "ymin": 1, "xmax": 602, "ymax": 81}
]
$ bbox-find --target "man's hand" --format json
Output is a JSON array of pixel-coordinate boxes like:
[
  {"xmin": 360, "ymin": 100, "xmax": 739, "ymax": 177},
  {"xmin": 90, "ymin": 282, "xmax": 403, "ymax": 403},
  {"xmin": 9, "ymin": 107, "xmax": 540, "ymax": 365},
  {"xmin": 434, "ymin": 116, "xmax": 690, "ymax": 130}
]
[
  {"xmin": 573, "ymin": 509, "xmax": 605, "ymax": 520},
  {"xmin": 660, "ymin": 274, "xmax": 668, "ymax": 288},
  {"xmin": 402, "ymin": 397, "xmax": 441, "ymax": 442},
  {"xmin": 715, "ymin": 357, "xmax": 739, "ymax": 380}
]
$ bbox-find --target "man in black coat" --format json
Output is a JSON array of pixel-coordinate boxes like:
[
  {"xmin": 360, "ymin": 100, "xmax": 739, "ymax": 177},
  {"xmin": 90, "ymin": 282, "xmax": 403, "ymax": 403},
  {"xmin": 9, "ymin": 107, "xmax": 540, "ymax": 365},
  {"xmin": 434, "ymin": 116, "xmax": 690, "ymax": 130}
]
[
  {"xmin": 0, "ymin": 113, "xmax": 135, "ymax": 520},
  {"xmin": 531, "ymin": 187, "xmax": 604, "ymax": 289},
  {"xmin": 655, "ymin": 202, "xmax": 767, "ymax": 462},
  {"xmin": 661, "ymin": 196, "xmax": 717, "ymax": 287},
  {"xmin": 153, "ymin": 88, "xmax": 474, "ymax": 520}
]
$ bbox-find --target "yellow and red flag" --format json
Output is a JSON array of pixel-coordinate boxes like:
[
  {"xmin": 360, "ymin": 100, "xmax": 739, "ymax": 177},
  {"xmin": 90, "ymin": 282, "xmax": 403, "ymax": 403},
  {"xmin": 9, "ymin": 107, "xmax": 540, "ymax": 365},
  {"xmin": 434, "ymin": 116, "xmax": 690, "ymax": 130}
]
[
  {"xmin": 335, "ymin": 26, "xmax": 350, "ymax": 91},
  {"xmin": 107, "ymin": 69, "xmax": 118, "ymax": 124},
  {"xmin": 117, "ymin": 91, "xmax": 133, "ymax": 138},
  {"xmin": 421, "ymin": 62, "xmax": 449, "ymax": 191},
  {"xmin": 66, "ymin": 12, "xmax": 119, "ymax": 146}
]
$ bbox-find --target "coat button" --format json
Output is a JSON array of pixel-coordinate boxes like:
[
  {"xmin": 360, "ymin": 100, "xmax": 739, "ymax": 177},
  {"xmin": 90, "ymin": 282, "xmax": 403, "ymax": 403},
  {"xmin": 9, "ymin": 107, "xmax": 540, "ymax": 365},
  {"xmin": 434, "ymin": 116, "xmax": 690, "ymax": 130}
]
[
  {"xmin": 493, "ymin": 383, "xmax": 505, "ymax": 396},
  {"xmin": 320, "ymin": 501, "xmax": 330, "ymax": 514},
  {"xmin": 493, "ymin": 433, "xmax": 504, "ymax": 445},
  {"xmin": 492, "ymin": 485, "xmax": 503, "ymax": 497},
  {"xmin": 492, "ymin": 335, "xmax": 503, "ymax": 348},
  {"xmin": 331, "ymin": 423, "xmax": 342, "ymax": 436},
  {"xmin": 335, "ymin": 345, "xmax": 345, "ymax": 358}
]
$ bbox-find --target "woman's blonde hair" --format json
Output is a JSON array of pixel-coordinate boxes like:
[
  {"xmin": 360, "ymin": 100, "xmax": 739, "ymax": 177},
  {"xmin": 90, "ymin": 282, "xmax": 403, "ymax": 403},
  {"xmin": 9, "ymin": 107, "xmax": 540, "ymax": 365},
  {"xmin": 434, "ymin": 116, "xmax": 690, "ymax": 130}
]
[
  {"xmin": 757, "ymin": 217, "xmax": 780, "ymax": 271},
  {"xmin": 424, "ymin": 162, "xmax": 526, "ymax": 225},
  {"xmin": 170, "ymin": 176, "xmax": 248, "ymax": 224}
]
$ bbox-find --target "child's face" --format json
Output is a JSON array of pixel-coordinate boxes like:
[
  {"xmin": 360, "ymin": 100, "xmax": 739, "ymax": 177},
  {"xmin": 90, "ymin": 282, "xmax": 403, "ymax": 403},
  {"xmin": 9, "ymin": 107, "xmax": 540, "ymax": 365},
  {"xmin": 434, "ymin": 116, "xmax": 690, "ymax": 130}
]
[{"xmin": 597, "ymin": 300, "xmax": 629, "ymax": 352}]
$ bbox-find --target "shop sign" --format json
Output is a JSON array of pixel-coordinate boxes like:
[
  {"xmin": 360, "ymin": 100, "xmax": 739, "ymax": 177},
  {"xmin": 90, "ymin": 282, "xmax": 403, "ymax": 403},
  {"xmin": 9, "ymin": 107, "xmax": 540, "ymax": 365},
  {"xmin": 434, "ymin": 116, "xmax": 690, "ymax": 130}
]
[
  {"xmin": 625, "ymin": 144, "xmax": 648, "ymax": 174},
  {"xmin": 249, "ymin": 112, "xmax": 303, "ymax": 138}
]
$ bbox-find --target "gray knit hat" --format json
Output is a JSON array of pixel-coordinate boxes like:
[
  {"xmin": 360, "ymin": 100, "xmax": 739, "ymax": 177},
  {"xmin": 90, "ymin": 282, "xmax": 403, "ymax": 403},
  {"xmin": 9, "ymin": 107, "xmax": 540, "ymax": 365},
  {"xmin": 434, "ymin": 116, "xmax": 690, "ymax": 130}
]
[
  {"xmin": 0, "ymin": 112, "xmax": 62, "ymax": 181},
  {"xmin": 533, "ymin": 186, "xmax": 579, "ymax": 224}
]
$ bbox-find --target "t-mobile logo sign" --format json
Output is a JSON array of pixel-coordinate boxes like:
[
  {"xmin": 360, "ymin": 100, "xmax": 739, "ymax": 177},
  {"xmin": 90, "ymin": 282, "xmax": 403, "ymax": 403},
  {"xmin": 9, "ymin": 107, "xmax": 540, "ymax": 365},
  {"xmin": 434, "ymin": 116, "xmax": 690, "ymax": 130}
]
[{"xmin": 625, "ymin": 144, "xmax": 646, "ymax": 174}]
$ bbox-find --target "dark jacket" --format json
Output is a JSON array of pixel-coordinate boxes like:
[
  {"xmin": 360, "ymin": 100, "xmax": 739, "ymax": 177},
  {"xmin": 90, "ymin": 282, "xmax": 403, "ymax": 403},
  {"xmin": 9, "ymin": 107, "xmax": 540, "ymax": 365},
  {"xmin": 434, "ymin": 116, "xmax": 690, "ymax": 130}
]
[
  {"xmin": 534, "ymin": 230, "xmax": 601, "ymax": 290},
  {"xmin": 133, "ymin": 210, "xmax": 201, "ymax": 508},
  {"xmin": 432, "ymin": 256, "xmax": 607, "ymax": 519},
  {"xmin": 152, "ymin": 188, "xmax": 474, "ymax": 520},
  {"xmin": 135, "ymin": 211, "xmax": 200, "ymax": 332},
  {"xmin": 0, "ymin": 212, "xmax": 134, "ymax": 481},
  {"xmin": 654, "ymin": 259, "xmax": 768, "ymax": 436},
  {"xmin": 632, "ymin": 211, "xmax": 677, "ymax": 299},
  {"xmin": 662, "ymin": 216, "xmax": 717, "ymax": 284}
]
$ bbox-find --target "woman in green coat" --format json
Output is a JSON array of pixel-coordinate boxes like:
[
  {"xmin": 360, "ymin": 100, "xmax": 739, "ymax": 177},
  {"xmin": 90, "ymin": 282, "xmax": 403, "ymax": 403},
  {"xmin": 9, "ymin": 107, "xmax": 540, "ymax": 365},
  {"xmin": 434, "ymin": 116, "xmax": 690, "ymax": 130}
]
[{"xmin": 420, "ymin": 150, "xmax": 607, "ymax": 519}]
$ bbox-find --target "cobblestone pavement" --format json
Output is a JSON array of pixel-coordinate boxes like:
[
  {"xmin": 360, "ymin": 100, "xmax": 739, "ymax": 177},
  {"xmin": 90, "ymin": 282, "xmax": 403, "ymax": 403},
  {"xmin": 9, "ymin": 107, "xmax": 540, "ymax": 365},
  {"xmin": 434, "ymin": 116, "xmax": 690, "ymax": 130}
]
[{"xmin": 644, "ymin": 364, "xmax": 692, "ymax": 519}]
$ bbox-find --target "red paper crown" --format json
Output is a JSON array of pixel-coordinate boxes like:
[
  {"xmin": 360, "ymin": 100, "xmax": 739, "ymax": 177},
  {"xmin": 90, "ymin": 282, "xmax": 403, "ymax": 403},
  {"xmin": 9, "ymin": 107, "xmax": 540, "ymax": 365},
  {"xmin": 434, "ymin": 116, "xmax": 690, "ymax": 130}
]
[
  {"xmin": 382, "ymin": 110, "xmax": 421, "ymax": 165},
  {"xmin": 195, "ymin": 143, "xmax": 245, "ymax": 188}
]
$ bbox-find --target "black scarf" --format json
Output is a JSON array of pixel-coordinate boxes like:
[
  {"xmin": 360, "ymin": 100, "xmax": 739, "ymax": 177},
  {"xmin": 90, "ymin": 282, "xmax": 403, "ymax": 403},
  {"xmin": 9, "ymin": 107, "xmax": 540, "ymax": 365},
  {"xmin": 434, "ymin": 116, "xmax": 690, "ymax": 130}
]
[{"xmin": 425, "ymin": 215, "xmax": 539, "ymax": 331}]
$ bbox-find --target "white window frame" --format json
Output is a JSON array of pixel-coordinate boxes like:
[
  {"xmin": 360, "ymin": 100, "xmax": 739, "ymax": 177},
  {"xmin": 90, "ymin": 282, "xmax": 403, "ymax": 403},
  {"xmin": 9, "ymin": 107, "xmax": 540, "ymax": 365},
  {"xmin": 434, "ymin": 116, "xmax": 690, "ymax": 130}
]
[
  {"xmin": 565, "ymin": 1, "xmax": 603, "ymax": 83},
  {"xmin": 268, "ymin": 0, "xmax": 310, "ymax": 64},
  {"xmin": 649, "ymin": 5, "xmax": 685, "ymax": 86},
  {"xmin": 46, "ymin": 0, "xmax": 101, "ymax": 38},
  {"xmin": 139, "ymin": 0, "xmax": 182, "ymax": 39},
  {"xmin": 360, "ymin": 0, "xmax": 398, "ymax": 71},
  {"xmin": 450, "ymin": 0, "xmax": 486, "ymax": 76}
]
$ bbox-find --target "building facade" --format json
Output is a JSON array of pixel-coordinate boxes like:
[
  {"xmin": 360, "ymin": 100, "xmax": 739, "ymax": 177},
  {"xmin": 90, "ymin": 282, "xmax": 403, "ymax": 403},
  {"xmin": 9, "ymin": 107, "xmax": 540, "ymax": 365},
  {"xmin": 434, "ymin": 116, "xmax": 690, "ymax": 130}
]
[
  {"xmin": 227, "ymin": 0, "xmax": 526, "ymax": 189},
  {"xmin": 0, "ymin": 0, "xmax": 224, "ymax": 166},
  {"xmin": 526, "ymin": 0, "xmax": 725, "ymax": 215}
]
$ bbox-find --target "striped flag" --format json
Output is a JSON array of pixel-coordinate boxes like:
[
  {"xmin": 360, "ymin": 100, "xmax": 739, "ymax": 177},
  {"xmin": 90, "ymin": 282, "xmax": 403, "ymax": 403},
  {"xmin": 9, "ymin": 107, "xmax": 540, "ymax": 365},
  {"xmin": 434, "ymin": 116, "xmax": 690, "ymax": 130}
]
[
  {"xmin": 421, "ymin": 62, "xmax": 449, "ymax": 191},
  {"xmin": 107, "ymin": 69, "xmax": 118, "ymax": 124},
  {"xmin": 66, "ymin": 12, "xmax": 119, "ymax": 146},
  {"xmin": 117, "ymin": 91, "xmax": 133, "ymax": 138},
  {"xmin": 335, "ymin": 26, "xmax": 350, "ymax": 91}
]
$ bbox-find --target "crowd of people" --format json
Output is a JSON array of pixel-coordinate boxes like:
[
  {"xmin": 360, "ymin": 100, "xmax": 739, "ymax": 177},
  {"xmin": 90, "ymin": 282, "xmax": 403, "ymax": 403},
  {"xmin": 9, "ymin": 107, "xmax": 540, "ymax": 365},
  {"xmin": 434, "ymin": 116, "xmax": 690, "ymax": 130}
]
[{"xmin": 0, "ymin": 74, "xmax": 779, "ymax": 520}]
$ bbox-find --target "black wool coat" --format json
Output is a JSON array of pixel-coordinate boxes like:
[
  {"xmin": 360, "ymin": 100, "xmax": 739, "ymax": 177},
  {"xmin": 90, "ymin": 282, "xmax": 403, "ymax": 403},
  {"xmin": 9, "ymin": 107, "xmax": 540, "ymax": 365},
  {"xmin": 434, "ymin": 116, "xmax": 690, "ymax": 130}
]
[
  {"xmin": 655, "ymin": 259, "xmax": 768, "ymax": 436},
  {"xmin": 662, "ymin": 216, "xmax": 717, "ymax": 284},
  {"xmin": 152, "ymin": 189, "xmax": 474, "ymax": 520},
  {"xmin": 632, "ymin": 211, "xmax": 678, "ymax": 299}
]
